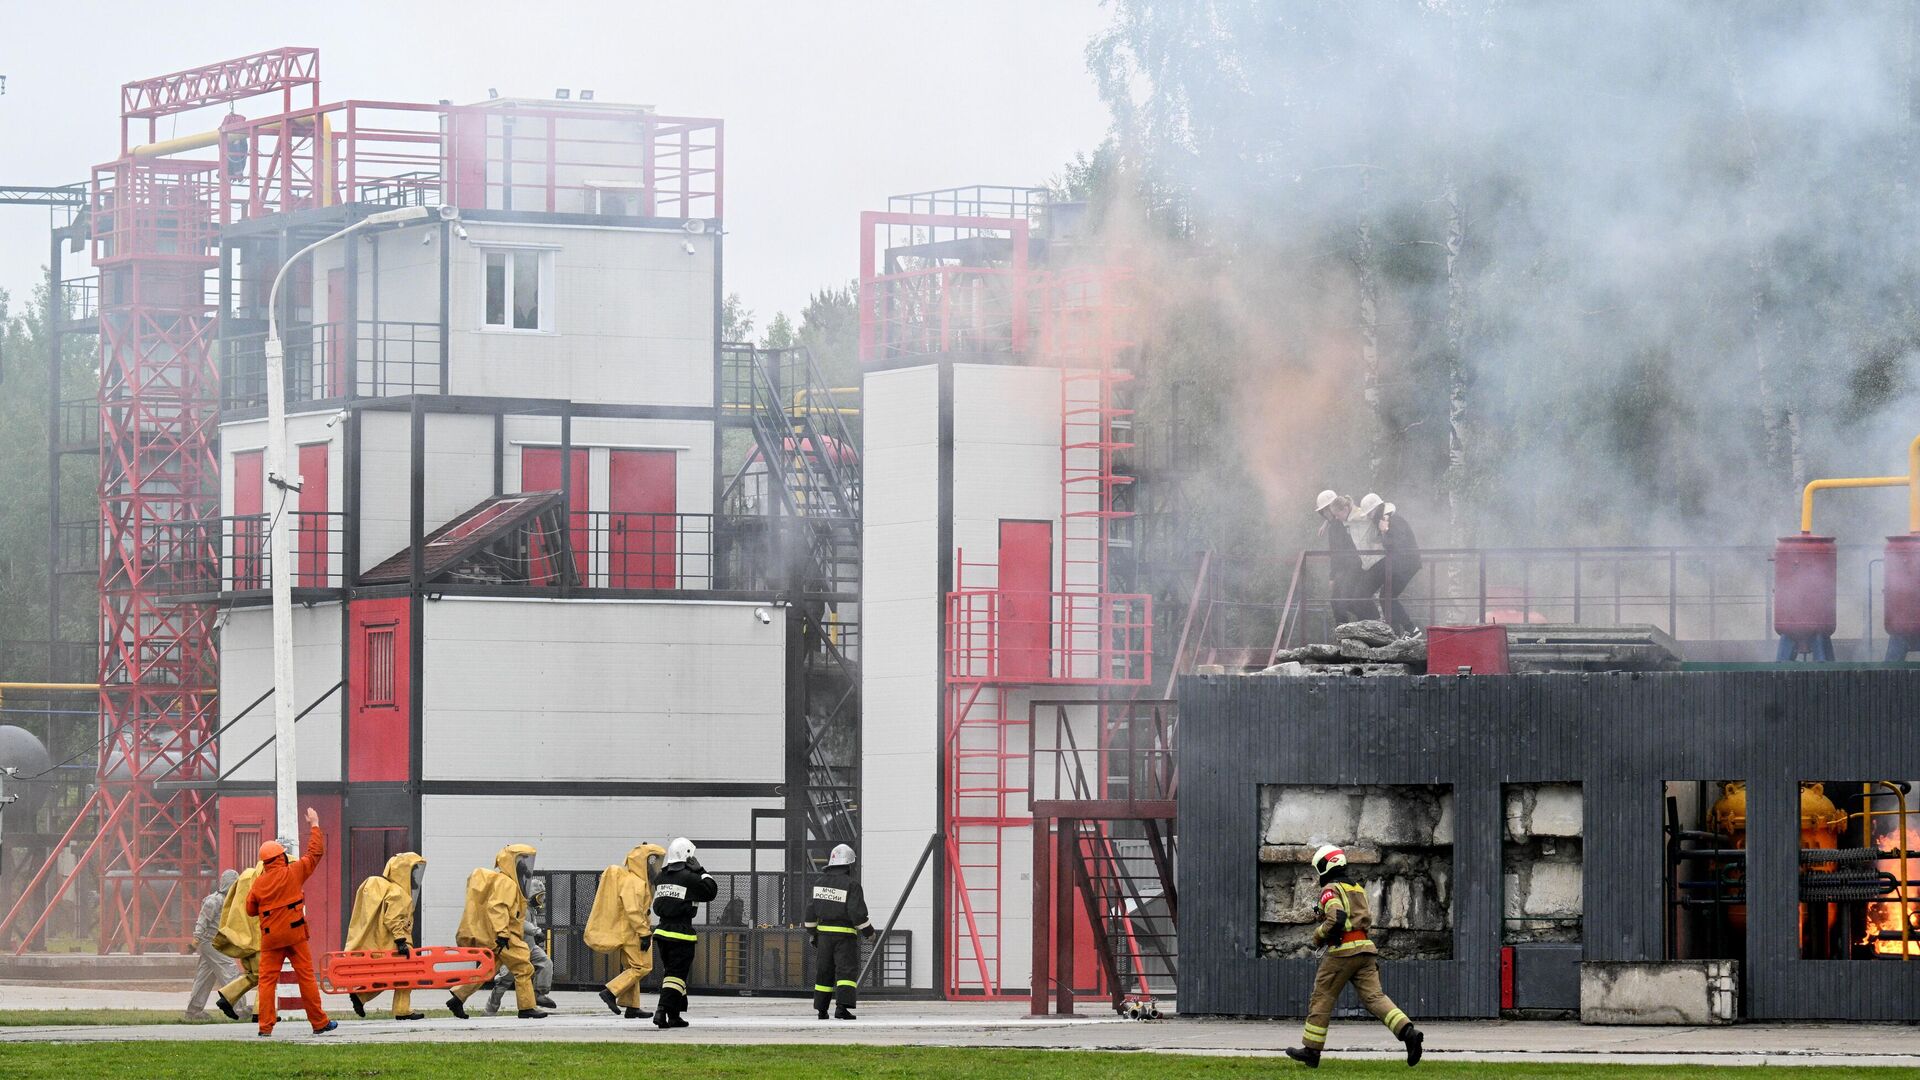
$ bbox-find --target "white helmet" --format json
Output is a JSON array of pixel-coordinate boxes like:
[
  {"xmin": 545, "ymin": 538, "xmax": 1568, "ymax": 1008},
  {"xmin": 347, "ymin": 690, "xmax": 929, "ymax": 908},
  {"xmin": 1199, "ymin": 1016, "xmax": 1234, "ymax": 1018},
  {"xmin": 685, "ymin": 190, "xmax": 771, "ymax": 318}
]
[
  {"xmin": 668, "ymin": 837, "xmax": 697, "ymax": 864},
  {"xmin": 1357, "ymin": 493, "xmax": 1386, "ymax": 519},
  {"xmin": 1314, "ymin": 489, "xmax": 1339, "ymax": 514},
  {"xmin": 829, "ymin": 844, "xmax": 856, "ymax": 867},
  {"xmin": 1311, "ymin": 843, "xmax": 1348, "ymax": 877}
]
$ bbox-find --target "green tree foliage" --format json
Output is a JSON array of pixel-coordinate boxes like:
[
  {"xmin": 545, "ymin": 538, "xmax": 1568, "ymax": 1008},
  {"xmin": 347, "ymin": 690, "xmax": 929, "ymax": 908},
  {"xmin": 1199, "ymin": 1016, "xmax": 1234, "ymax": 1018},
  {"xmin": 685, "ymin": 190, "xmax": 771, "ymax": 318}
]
[{"xmin": 0, "ymin": 281, "xmax": 94, "ymax": 678}]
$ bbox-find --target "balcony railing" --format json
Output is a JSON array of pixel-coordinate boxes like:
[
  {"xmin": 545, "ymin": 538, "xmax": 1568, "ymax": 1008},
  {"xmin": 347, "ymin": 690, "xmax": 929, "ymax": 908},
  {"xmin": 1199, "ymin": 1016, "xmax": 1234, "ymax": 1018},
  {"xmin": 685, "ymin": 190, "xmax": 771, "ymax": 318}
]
[
  {"xmin": 1273, "ymin": 544, "xmax": 1890, "ymax": 660},
  {"xmin": 946, "ymin": 589, "xmax": 1153, "ymax": 686},
  {"xmin": 221, "ymin": 320, "xmax": 441, "ymax": 411},
  {"xmin": 149, "ymin": 513, "xmax": 347, "ymax": 596}
]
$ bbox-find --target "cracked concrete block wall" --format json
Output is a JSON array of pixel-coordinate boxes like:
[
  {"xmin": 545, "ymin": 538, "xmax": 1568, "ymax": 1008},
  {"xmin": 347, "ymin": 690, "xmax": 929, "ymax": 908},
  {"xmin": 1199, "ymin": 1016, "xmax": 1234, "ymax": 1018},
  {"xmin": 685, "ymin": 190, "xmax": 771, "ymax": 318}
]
[
  {"xmin": 1258, "ymin": 784, "xmax": 1454, "ymax": 959},
  {"xmin": 1503, "ymin": 783, "xmax": 1585, "ymax": 944}
]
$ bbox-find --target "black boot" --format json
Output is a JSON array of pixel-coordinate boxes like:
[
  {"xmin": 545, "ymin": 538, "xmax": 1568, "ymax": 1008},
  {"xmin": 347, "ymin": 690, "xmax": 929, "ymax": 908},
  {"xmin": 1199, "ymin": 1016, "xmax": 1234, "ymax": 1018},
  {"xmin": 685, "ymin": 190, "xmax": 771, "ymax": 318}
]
[
  {"xmin": 598, "ymin": 988, "xmax": 621, "ymax": 1014},
  {"xmin": 666, "ymin": 1011, "xmax": 690, "ymax": 1028},
  {"xmin": 624, "ymin": 1006, "xmax": 652, "ymax": 1019},
  {"xmin": 349, "ymin": 993, "xmax": 366, "ymax": 1018},
  {"xmin": 445, "ymin": 994, "xmax": 468, "ymax": 1020},
  {"xmin": 1285, "ymin": 1046, "xmax": 1321, "ymax": 1068},
  {"xmin": 518, "ymin": 1007, "xmax": 550, "ymax": 1019},
  {"xmin": 1402, "ymin": 1025, "xmax": 1424, "ymax": 1066},
  {"xmin": 215, "ymin": 994, "xmax": 238, "ymax": 1021},
  {"xmin": 395, "ymin": 1012, "xmax": 425, "ymax": 1021},
  {"xmin": 834, "ymin": 1006, "xmax": 857, "ymax": 1020},
  {"xmin": 536, "ymin": 994, "xmax": 557, "ymax": 1009},
  {"xmin": 817, "ymin": 1008, "xmax": 829, "ymax": 1020}
]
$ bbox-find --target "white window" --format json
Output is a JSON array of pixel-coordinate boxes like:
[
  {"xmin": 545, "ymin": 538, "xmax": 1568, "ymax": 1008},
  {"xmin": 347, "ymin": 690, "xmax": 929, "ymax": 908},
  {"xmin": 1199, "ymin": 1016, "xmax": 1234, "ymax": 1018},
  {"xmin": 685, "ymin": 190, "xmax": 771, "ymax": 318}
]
[{"xmin": 482, "ymin": 249, "xmax": 551, "ymax": 331}]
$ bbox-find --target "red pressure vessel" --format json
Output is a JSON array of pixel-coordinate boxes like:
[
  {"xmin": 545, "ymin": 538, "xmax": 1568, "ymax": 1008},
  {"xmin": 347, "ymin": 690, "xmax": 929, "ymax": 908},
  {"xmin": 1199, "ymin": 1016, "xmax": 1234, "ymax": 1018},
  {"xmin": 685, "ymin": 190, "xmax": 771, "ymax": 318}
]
[
  {"xmin": 1886, "ymin": 534, "xmax": 1920, "ymax": 638},
  {"xmin": 1774, "ymin": 535, "xmax": 1838, "ymax": 638}
]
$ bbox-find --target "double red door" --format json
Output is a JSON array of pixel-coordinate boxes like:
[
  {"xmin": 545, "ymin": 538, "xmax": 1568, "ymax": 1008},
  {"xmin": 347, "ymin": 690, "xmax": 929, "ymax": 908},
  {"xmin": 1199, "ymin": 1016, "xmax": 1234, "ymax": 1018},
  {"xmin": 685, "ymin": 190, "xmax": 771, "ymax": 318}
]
[{"xmin": 521, "ymin": 447, "xmax": 675, "ymax": 588}]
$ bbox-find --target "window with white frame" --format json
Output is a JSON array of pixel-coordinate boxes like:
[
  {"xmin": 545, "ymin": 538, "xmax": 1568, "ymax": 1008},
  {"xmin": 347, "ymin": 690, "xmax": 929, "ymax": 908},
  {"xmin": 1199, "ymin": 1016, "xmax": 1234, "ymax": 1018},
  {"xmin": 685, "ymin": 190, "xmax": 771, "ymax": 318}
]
[{"xmin": 482, "ymin": 248, "xmax": 551, "ymax": 331}]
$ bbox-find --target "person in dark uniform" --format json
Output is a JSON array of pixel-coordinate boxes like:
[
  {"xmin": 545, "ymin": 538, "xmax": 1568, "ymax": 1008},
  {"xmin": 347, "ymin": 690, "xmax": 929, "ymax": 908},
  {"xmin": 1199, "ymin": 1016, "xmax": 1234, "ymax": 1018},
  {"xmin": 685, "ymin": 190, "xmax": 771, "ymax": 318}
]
[
  {"xmin": 650, "ymin": 837, "xmax": 718, "ymax": 1028},
  {"xmin": 1315, "ymin": 490, "xmax": 1371, "ymax": 626},
  {"xmin": 805, "ymin": 844, "xmax": 874, "ymax": 1019},
  {"xmin": 1358, "ymin": 494, "xmax": 1423, "ymax": 635}
]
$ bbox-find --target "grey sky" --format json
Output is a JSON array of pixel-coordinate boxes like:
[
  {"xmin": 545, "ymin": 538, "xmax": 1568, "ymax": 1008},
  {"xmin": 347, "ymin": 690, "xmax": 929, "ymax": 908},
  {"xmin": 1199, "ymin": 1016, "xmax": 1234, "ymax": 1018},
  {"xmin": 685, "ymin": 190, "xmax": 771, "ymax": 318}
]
[{"xmin": 0, "ymin": 0, "xmax": 1112, "ymax": 323}]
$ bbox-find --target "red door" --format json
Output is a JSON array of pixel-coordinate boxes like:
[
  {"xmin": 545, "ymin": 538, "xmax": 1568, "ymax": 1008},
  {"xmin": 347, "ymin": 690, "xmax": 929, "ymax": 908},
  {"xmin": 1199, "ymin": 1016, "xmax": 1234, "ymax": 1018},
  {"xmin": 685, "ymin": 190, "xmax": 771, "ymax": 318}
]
[
  {"xmin": 296, "ymin": 443, "xmax": 329, "ymax": 587},
  {"xmin": 219, "ymin": 795, "xmax": 274, "ymax": 875},
  {"xmin": 609, "ymin": 449, "xmax": 676, "ymax": 588},
  {"xmin": 233, "ymin": 450, "xmax": 264, "ymax": 589},
  {"xmin": 521, "ymin": 447, "xmax": 589, "ymax": 584},
  {"xmin": 326, "ymin": 267, "xmax": 347, "ymax": 397},
  {"xmin": 347, "ymin": 598, "xmax": 410, "ymax": 783},
  {"xmin": 997, "ymin": 520, "xmax": 1052, "ymax": 680}
]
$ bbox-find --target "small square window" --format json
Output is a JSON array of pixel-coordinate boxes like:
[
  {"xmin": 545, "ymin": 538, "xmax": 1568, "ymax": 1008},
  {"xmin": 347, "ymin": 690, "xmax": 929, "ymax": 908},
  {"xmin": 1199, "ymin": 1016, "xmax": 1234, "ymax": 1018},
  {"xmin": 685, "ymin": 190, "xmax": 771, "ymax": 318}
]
[{"xmin": 483, "ymin": 249, "xmax": 549, "ymax": 331}]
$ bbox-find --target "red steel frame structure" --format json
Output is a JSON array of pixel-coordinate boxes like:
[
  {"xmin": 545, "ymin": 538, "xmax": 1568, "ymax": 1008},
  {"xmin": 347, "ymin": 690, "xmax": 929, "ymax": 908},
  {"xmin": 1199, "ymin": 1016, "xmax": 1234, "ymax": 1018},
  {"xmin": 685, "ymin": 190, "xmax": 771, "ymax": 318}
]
[
  {"xmin": 861, "ymin": 194, "xmax": 1152, "ymax": 997},
  {"xmin": 95, "ymin": 51, "xmax": 319, "ymax": 952}
]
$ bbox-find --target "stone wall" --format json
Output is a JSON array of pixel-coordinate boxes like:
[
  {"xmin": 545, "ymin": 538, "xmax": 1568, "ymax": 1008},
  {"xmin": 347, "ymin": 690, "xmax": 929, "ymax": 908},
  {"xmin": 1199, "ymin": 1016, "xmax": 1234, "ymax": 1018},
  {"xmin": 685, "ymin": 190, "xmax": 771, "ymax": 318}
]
[
  {"xmin": 1257, "ymin": 784, "xmax": 1454, "ymax": 959},
  {"xmin": 1503, "ymin": 783, "xmax": 1585, "ymax": 944}
]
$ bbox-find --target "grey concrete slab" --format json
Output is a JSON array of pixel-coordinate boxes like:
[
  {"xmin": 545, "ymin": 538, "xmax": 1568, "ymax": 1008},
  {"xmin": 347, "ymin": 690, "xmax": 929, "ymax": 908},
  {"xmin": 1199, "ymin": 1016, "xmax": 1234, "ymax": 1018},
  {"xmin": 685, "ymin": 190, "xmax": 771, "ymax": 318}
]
[{"xmin": 0, "ymin": 986, "xmax": 1916, "ymax": 1066}]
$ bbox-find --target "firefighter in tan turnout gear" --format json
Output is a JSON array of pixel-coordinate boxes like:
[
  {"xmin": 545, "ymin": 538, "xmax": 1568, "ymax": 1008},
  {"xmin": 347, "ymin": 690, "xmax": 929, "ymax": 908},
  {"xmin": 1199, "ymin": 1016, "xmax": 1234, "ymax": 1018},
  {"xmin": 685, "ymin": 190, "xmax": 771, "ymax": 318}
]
[
  {"xmin": 1286, "ymin": 844, "xmax": 1424, "ymax": 1068},
  {"xmin": 805, "ymin": 843, "xmax": 874, "ymax": 1020}
]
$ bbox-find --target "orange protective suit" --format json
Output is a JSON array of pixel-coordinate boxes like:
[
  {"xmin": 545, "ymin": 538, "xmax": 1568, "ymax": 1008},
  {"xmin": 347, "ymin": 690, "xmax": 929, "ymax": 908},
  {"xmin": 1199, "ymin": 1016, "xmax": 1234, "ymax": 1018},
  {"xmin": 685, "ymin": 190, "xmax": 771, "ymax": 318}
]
[{"xmin": 245, "ymin": 823, "xmax": 331, "ymax": 1034}]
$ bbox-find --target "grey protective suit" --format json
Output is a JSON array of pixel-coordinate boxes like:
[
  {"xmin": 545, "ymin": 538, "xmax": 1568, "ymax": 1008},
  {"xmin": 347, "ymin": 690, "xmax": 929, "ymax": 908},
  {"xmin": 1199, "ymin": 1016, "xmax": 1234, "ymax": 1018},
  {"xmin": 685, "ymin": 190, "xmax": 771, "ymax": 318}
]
[
  {"xmin": 486, "ymin": 881, "xmax": 553, "ymax": 1012},
  {"xmin": 185, "ymin": 870, "xmax": 242, "ymax": 1018}
]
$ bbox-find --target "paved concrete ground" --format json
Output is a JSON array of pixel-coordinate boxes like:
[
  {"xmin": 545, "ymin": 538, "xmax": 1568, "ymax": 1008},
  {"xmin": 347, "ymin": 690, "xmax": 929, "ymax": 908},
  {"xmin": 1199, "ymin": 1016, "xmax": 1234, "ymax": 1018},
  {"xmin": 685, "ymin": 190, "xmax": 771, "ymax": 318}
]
[{"xmin": 0, "ymin": 984, "xmax": 1915, "ymax": 1067}]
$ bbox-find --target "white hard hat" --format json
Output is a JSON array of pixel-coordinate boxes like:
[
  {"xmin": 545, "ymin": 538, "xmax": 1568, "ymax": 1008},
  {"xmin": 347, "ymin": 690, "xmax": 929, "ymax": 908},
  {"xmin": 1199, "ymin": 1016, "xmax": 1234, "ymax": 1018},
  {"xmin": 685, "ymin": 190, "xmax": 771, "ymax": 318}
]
[
  {"xmin": 668, "ymin": 837, "xmax": 697, "ymax": 864},
  {"xmin": 829, "ymin": 844, "xmax": 856, "ymax": 867},
  {"xmin": 1357, "ymin": 493, "xmax": 1385, "ymax": 518},
  {"xmin": 1314, "ymin": 489, "xmax": 1339, "ymax": 513},
  {"xmin": 1311, "ymin": 843, "xmax": 1348, "ymax": 877}
]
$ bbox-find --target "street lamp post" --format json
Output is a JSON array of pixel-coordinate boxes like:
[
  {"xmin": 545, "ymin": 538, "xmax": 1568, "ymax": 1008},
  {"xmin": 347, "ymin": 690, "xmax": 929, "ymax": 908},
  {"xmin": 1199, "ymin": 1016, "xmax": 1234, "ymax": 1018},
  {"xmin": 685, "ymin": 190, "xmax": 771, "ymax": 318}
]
[{"xmin": 261, "ymin": 203, "xmax": 447, "ymax": 852}]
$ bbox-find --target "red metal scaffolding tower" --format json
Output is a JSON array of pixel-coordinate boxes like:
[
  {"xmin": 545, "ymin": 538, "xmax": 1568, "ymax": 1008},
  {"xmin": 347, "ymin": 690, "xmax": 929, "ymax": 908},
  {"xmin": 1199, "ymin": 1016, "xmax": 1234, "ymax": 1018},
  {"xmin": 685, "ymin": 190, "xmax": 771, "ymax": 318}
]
[{"xmin": 92, "ymin": 51, "xmax": 319, "ymax": 952}]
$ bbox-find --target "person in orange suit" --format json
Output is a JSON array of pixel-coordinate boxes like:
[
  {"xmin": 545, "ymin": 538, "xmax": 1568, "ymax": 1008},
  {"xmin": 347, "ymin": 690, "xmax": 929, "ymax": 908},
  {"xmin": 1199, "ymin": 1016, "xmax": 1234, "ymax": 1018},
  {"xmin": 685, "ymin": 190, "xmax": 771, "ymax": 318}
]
[{"xmin": 246, "ymin": 807, "xmax": 338, "ymax": 1037}]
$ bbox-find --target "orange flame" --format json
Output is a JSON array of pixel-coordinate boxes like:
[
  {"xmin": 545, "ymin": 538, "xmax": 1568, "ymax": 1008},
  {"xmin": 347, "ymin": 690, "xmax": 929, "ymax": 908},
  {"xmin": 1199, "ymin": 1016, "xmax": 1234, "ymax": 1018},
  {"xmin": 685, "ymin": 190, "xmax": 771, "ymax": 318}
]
[{"xmin": 1861, "ymin": 823, "xmax": 1920, "ymax": 956}]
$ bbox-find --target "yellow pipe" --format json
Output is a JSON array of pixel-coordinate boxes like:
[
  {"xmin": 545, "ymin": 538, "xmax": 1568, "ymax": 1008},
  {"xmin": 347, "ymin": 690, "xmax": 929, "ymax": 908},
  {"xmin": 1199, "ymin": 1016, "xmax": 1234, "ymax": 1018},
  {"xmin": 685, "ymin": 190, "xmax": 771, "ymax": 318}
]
[
  {"xmin": 1799, "ymin": 433, "xmax": 1920, "ymax": 534},
  {"xmin": 129, "ymin": 129, "xmax": 223, "ymax": 159},
  {"xmin": 1801, "ymin": 477, "xmax": 1909, "ymax": 534},
  {"xmin": 0, "ymin": 683, "xmax": 98, "ymax": 711}
]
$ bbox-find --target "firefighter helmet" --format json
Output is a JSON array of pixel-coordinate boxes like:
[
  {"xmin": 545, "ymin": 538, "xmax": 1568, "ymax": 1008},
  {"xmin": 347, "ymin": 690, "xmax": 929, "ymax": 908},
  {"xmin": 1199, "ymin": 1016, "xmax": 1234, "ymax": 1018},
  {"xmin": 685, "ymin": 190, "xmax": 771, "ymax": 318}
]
[
  {"xmin": 668, "ymin": 837, "xmax": 698, "ymax": 864},
  {"xmin": 1314, "ymin": 489, "xmax": 1339, "ymax": 514},
  {"xmin": 829, "ymin": 844, "xmax": 856, "ymax": 867},
  {"xmin": 1311, "ymin": 844, "xmax": 1347, "ymax": 877}
]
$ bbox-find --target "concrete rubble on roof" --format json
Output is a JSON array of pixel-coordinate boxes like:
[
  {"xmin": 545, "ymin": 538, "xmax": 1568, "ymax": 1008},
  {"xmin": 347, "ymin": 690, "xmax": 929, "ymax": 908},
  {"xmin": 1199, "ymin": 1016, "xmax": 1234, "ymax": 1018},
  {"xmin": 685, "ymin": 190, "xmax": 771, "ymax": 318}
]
[{"xmin": 1259, "ymin": 620, "xmax": 1427, "ymax": 675}]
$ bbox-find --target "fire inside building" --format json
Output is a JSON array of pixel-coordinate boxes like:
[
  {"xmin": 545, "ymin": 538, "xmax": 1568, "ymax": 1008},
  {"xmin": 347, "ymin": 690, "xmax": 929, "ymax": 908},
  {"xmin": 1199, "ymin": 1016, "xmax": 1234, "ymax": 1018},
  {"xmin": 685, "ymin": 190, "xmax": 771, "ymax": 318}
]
[{"xmin": 0, "ymin": 45, "xmax": 1917, "ymax": 1025}]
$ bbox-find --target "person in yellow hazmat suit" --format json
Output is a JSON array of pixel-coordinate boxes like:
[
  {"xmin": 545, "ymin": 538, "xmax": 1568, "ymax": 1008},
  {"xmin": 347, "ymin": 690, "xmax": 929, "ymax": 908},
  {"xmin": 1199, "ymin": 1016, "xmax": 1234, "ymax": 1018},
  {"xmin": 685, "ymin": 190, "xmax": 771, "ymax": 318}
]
[
  {"xmin": 447, "ymin": 844, "xmax": 546, "ymax": 1019},
  {"xmin": 344, "ymin": 852, "xmax": 428, "ymax": 1020},
  {"xmin": 211, "ymin": 858, "xmax": 266, "ymax": 1021},
  {"xmin": 596, "ymin": 842, "xmax": 666, "ymax": 1019}
]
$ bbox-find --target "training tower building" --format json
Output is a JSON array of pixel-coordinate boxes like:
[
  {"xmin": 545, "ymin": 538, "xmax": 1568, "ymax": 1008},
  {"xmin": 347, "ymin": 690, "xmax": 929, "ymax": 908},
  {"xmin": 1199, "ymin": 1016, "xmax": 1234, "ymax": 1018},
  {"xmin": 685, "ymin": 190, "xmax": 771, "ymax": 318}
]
[
  {"xmin": 1, "ymin": 49, "xmax": 863, "ymax": 970},
  {"xmin": 859, "ymin": 187, "xmax": 1178, "ymax": 1002}
]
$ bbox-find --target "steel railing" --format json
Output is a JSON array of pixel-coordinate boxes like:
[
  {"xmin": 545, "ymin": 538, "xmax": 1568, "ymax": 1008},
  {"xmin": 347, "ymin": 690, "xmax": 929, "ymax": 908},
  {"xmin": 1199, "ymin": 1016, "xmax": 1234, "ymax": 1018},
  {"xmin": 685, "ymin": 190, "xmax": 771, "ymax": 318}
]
[
  {"xmin": 220, "ymin": 320, "xmax": 441, "ymax": 411},
  {"xmin": 946, "ymin": 589, "xmax": 1153, "ymax": 685},
  {"xmin": 1272, "ymin": 543, "xmax": 1890, "ymax": 660},
  {"xmin": 147, "ymin": 512, "xmax": 348, "ymax": 595}
]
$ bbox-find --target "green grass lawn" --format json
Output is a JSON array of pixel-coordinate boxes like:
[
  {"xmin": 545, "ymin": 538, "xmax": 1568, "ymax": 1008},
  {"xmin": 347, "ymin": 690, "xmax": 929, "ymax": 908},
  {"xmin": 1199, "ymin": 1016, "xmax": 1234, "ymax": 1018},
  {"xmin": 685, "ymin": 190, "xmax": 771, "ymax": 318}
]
[{"xmin": 0, "ymin": 1044, "xmax": 1909, "ymax": 1078}]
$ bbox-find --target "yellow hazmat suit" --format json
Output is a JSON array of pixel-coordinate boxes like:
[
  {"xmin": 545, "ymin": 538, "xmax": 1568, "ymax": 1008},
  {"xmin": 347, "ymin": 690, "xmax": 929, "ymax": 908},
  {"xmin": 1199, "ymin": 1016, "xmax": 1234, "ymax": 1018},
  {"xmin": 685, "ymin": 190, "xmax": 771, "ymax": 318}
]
[
  {"xmin": 212, "ymin": 864, "xmax": 262, "ymax": 1016},
  {"xmin": 602, "ymin": 843, "xmax": 665, "ymax": 1010},
  {"xmin": 344, "ymin": 852, "xmax": 426, "ymax": 1018},
  {"xmin": 450, "ymin": 844, "xmax": 538, "ymax": 1015}
]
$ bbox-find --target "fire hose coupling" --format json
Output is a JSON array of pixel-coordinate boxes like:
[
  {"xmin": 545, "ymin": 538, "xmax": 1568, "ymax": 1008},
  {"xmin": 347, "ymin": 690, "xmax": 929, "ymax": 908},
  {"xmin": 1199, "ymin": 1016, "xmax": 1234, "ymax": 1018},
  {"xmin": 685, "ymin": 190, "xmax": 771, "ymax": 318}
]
[{"xmin": 267, "ymin": 470, "xmax": 304, "ymax": 494}]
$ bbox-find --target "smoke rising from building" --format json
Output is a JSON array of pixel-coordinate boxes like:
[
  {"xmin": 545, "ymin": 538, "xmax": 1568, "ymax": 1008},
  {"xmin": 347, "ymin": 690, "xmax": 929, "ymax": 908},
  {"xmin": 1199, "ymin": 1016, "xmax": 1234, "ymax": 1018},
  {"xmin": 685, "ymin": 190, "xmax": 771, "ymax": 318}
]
[{"xmin": 1089, "ymin": 1, "xmax": 1920, "ymax": 554}]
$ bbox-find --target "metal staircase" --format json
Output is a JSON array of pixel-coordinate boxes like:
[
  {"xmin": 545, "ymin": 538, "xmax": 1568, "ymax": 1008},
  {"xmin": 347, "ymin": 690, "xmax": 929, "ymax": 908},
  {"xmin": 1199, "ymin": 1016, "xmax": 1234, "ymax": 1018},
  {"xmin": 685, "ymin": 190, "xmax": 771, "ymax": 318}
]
[{"xmin": 720, "ymin": 344, "xmax": 863, "ymax": 864}]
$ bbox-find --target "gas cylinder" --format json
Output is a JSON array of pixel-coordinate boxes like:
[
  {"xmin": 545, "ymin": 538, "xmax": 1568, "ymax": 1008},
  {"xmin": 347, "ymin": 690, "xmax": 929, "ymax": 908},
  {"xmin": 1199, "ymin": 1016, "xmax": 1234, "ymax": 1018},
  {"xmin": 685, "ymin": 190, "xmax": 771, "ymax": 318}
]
[
  {"xmin": 1774, "ymin": 536, "xmax": 1838, "ymax": 638},
  {"xmin": 1799, "ymin": 782, "xmax": 1847, "ymax": 868},
  {"xmin": 1886, "ymin": 534, "xmax": 1920, "ymax": 638},
  {"xmin": 1708, "ymin": 781, "xmax": 1749, "ymax": 932}
]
